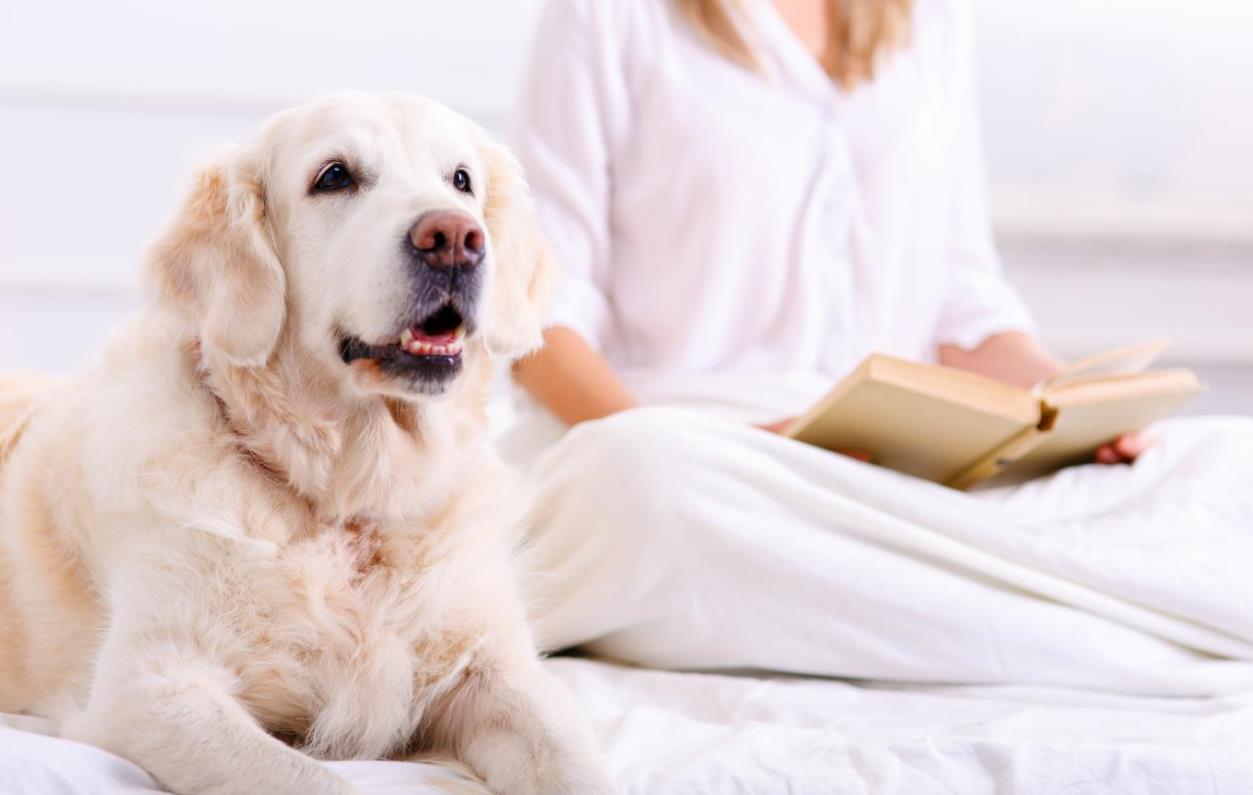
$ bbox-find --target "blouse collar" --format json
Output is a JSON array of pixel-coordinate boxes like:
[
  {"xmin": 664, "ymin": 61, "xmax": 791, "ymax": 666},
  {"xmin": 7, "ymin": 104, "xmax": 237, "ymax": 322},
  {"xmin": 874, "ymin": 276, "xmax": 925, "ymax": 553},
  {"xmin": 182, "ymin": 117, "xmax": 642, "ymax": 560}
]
[{"xmin": 737, "ymin": 0, "xmax": 844, "ymax": 108}]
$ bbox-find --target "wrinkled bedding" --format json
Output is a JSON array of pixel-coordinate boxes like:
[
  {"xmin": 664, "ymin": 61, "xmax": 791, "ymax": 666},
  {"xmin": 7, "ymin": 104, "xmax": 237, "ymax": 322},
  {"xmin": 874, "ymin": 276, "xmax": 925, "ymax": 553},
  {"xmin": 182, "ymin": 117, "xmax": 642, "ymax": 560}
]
[
  {"xmin": 5, "ymin": 655, "xmax": 1253, "ymax": 794},
  {"xmin": 506, "ymin": 406, "xmax": 1253, "ymax": 702}
]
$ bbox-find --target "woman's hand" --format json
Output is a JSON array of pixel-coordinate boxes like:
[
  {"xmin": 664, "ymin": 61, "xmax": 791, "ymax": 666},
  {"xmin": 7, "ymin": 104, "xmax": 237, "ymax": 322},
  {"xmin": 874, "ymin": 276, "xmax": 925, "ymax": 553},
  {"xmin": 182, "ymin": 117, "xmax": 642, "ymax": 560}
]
[
  {"xmin": 756, "ymin": 417, "xmax": 796, "ymax": 435},
  {"xmin": 1094, "ymin": 431, "xmax": 1151, "ymax": 465},
  {"xmin": 939, "ymin": 332, "xmax": 1155, "ymax": 465}
]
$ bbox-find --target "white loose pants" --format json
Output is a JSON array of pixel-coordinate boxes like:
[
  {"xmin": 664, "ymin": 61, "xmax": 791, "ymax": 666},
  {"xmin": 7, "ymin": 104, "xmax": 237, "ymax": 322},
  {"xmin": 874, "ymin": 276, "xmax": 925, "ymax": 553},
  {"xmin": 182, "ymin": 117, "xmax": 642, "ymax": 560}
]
[{"xmin": 518, "ymin": 408, "xmax": 1253, "ymax": 696}]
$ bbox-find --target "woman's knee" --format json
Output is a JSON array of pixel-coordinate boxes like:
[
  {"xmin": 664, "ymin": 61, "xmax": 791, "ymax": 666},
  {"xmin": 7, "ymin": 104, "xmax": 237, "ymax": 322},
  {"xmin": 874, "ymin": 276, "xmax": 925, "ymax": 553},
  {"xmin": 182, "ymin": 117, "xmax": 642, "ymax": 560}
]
[
  {"xmin": 561, "ymin": 407, "xmax": 702, "ymax": 470},
  {"xmin": 534, "ymin": 407, "xmax": 704, "ymax": 519},
  {"xmin": 522, "ymin": 410, "xmax": 702, "ymax": 640}
]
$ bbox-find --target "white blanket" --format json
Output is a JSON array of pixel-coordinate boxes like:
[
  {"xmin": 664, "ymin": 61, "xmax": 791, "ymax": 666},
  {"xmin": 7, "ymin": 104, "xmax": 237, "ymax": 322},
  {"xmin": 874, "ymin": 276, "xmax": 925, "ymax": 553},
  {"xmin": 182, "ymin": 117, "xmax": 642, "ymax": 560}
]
[
  {"xmin": 513, "ymin": 408, "xmax": 1253, "ymax": 698},
  {"xmin": 6, "ymin": 656, "xmax": 1253, "ymax": 793}
]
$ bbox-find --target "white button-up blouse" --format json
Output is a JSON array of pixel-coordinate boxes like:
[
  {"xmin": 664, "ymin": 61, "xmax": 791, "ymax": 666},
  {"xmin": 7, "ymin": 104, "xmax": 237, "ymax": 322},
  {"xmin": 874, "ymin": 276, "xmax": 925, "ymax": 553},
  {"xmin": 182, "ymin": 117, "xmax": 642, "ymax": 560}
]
[{"xmin": 511, "ymin": 0, "xmax": 1034, "ymax": 415}]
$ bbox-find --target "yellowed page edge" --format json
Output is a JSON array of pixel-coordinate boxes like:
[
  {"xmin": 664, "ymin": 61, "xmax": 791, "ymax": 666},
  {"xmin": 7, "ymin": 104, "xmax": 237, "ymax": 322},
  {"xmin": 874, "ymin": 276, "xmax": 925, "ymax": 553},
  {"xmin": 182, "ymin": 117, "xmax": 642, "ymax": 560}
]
[{"xmin": 1043, "ymin": 339, "xmax": 1172, "ymax": 389}]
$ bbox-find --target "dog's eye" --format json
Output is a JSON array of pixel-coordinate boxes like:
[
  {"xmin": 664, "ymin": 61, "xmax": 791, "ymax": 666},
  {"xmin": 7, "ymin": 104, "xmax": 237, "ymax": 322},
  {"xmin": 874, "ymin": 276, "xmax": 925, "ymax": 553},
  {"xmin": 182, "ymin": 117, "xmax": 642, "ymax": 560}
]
[
  {"xmin": 313, "ymin": 162, "xmax": 355, "ymax": 193},
  {"xmin": 452, "ymin": 168, "xmax": 472, "ymax": 194}
]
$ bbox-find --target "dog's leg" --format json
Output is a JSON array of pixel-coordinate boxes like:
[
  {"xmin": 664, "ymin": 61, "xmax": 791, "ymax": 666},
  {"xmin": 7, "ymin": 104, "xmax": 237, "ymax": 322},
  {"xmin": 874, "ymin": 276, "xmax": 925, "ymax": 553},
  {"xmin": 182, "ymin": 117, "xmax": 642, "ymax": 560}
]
[
  {"xmin": 62, "ymin": 626, "xmax": 357, "ymax": 795},
  {"xmin": 425, "ymin": 653, "xmax": 614, "ymax": 795}
]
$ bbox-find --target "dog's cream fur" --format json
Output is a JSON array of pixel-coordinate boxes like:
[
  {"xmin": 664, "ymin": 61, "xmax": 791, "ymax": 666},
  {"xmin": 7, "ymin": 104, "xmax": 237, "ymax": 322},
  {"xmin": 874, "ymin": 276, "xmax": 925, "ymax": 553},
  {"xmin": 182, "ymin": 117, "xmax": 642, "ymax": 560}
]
[{"xmin": 0, "ymin": 93, "xmax": 611, "ymax": 795}]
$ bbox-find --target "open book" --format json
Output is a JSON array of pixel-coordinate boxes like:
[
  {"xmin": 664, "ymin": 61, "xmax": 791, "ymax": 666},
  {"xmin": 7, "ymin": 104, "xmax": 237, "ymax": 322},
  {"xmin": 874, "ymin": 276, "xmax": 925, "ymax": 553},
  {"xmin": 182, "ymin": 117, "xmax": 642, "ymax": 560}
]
[{"xmin": 785, "ymin": 341, "xmax": 1201, "ymax": 489}]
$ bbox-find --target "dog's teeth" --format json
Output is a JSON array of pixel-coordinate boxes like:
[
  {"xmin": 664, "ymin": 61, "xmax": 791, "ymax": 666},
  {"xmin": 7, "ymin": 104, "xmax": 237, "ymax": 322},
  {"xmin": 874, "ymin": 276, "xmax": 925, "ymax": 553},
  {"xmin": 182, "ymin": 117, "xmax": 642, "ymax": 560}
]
[
  {"xmin": 400, "ymin": 328, "xmax": 414, "ymax": 345},
  {"xmin": 400, "ymin": 335, "xmax": 463, "ymax": 357}
]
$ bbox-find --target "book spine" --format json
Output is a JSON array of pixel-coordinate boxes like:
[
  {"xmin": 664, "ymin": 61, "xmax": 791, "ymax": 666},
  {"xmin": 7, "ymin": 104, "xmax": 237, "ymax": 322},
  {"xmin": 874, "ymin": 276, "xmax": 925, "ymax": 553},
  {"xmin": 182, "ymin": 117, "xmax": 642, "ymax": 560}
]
[{"xmin": 944, "ymin": 402, "xmax": 1057, "ymax": 490}]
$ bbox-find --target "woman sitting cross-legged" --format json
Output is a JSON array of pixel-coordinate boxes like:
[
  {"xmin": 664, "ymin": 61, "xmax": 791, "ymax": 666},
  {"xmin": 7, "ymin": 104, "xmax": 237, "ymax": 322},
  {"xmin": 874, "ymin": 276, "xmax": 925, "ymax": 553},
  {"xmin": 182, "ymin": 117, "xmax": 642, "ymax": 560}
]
[{"xmin": 503, "ymin": 0, "xmax": 1253, "ymax": 695}]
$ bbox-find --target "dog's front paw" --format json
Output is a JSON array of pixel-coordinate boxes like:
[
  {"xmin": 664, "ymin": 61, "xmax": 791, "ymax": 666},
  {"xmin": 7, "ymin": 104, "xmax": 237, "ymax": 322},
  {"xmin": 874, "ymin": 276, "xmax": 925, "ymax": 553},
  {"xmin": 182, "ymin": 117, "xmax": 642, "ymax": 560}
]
[
  {"xmin": 62, "ymin": 706, "xmax": 363, "ymax": 795},
  {"xmin": 469, "ymin": 736, "xmax": 614, "ymax": 795}
]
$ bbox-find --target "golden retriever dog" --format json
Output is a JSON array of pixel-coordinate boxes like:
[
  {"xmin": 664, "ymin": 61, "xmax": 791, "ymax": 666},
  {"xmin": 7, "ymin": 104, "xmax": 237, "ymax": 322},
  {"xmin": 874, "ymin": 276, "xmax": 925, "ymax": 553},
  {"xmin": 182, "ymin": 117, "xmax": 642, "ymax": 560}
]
[{"xmin": 0, "ymin": 93, "xmax": 612, "ymax": 795}]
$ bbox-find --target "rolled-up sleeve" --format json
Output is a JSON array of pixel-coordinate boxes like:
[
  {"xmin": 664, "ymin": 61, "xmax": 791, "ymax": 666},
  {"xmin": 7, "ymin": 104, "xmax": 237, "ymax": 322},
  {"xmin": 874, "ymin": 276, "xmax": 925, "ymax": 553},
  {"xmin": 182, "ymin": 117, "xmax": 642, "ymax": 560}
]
[
  {"xmin": 510, "ymin": 0, "xmax": 625, "ymax": 350},
  {"xmin": 933, "ymin": 5, "xmax": 1035, "ymax": 350}
]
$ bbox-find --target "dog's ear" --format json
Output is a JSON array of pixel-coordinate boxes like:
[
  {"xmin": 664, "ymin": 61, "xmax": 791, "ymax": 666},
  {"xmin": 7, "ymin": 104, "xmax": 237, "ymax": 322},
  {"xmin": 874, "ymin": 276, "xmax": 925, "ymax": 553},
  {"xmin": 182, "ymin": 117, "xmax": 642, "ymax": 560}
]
[
  {"xmin": 147, "ymin": 148, "xmax": 286, "ymax": 367},
  {"xmin": 477, "ymin": 139, "xmax": 553, "ymax": 361}
]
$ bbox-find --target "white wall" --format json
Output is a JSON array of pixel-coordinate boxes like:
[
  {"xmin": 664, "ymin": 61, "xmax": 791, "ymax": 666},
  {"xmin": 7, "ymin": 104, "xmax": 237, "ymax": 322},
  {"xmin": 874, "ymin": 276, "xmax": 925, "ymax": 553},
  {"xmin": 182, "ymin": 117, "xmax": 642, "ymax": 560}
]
[
  {"xmin": 978, "ymin": 0, "xmax": 1253, "ymax": 240},
  {"xmin": 973, "ymin": 0, "xmax": 1253, "ymax": 388},
  {"xmin": 1, "ymin": 0, "xmax": 1250, "ymax": 379},
  {"xmin": 0, "ymin": 0, "xmax": 543, "ymax": 295}
]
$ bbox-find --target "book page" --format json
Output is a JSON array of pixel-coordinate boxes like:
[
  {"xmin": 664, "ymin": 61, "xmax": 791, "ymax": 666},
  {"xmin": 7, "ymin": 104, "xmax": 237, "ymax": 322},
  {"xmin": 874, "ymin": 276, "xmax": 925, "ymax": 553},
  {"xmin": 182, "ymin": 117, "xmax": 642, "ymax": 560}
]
[
  {"xmin": 994, "ymin": 369, "xmax": 1201, "ymax": 485},
  {"xmin": 1042, "ymin": 339, "xmax": 1172, "ymax": 390}
]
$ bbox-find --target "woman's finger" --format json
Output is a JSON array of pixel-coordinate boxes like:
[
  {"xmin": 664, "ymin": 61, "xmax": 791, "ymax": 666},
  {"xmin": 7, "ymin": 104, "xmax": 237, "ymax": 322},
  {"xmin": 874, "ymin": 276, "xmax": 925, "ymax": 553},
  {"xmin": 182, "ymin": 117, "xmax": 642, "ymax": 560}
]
[
  {"xmin": 756, "ymin": 418, "xmax": 797, "ymax": 435},
  {"xmin": 1114, "ymin": 431, "xmax": 1150, "ymax": 460},
  {"xmin": 835, "ymin": 448, "xmax": 873, "ymax": 463},
  {"xmin": 1094, "ymin": 444, "xmax": 1122, "ymax": 465}
]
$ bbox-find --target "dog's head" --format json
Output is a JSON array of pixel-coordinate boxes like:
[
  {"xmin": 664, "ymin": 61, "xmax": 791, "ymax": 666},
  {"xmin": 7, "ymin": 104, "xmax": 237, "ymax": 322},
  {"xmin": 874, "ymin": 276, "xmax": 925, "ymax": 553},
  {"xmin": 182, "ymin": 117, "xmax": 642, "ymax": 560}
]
[{"xmin": 148, "ymin": 92, "xmax": 551, "ymax": 401}]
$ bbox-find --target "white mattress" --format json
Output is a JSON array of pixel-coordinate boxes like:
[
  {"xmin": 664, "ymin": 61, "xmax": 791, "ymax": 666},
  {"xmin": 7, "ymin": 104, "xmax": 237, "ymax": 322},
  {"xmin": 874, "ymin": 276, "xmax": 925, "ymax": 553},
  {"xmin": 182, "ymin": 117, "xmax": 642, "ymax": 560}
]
[{"xmin": 5, "ymin": 656, "xmax": 1251, "ymax": 794}]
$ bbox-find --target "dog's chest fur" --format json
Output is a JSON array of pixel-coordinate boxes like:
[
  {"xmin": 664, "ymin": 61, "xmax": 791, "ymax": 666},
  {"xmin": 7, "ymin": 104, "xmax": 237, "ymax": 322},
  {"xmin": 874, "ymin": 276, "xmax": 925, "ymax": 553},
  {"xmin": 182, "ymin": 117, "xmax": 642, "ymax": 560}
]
[{"xmin": 227, "ymin": 512, "xmax": 487, "ymax": 761}]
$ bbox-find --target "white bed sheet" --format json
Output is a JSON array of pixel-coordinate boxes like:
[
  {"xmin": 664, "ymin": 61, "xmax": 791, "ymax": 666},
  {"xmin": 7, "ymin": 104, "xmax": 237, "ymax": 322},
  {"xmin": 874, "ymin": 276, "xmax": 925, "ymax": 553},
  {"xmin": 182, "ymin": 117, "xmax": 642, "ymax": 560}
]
[{"xmin": 5, "ymin": 655, "xmax": 1252, "ymax": 795}]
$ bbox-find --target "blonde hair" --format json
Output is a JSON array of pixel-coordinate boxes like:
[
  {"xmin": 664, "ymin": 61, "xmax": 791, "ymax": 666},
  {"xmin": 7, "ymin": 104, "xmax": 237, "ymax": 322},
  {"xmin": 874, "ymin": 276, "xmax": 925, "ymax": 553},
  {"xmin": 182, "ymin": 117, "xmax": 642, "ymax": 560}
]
[{"xmin": 675, "ymin": 0, "xmax": 914, "ymax": 88}]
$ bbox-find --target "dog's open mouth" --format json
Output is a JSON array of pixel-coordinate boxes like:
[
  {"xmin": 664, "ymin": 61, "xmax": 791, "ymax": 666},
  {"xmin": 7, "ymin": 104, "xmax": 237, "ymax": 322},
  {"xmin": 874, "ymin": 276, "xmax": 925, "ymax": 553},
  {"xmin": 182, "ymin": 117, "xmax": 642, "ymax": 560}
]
[
  {"xmin": 339, "ymin": 302, "xmax": 468, "ymax": 387},
  {"xmin": 399, "ymin": 303, "xmax": 465, "ymax": 357}
]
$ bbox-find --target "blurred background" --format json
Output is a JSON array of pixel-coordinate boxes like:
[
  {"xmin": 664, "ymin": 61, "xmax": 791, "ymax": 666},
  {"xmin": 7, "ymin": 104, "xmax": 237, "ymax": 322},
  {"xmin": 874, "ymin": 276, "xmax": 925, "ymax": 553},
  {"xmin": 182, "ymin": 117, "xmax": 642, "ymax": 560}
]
[{"xmin": 1, "ymin": 0, "xmax": 1249, "ymax": 413}]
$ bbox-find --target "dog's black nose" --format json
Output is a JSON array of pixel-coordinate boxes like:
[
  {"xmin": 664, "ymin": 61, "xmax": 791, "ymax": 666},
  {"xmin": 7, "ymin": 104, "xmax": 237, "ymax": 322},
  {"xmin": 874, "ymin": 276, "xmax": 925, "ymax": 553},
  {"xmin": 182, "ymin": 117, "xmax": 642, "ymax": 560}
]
[{"xmin": 408, "ymin": 210, "xmax": 485, "ymax": 270}]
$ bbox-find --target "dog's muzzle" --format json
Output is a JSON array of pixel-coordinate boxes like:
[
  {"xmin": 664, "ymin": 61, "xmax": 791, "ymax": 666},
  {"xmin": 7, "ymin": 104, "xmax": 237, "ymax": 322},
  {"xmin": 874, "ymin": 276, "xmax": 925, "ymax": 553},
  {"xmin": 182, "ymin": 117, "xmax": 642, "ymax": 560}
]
[{"xmin": 338, "ymin": 210, "xmax": 486, "ymax": 394}]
